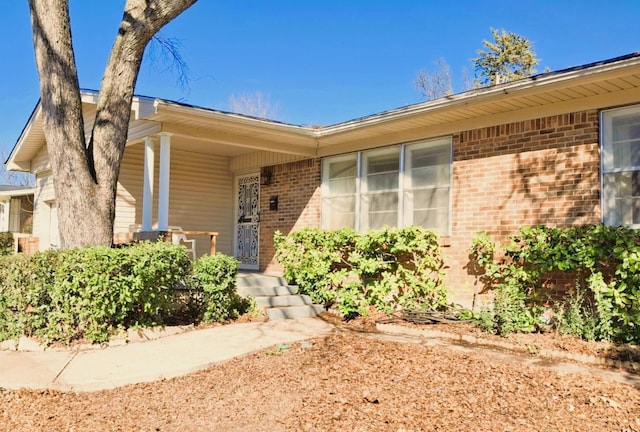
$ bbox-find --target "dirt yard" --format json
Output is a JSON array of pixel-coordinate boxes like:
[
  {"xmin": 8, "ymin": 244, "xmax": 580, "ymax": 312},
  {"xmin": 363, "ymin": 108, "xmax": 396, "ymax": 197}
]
[{"xmin": 1, "ymin": 315, "xmax": 639, "ymax": 431}]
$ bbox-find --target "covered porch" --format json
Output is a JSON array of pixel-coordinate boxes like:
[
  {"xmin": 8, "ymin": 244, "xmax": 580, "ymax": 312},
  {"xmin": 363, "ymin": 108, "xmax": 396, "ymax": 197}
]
[{"xmin": 112, "ymin": 97, "xmax": 319, "ymax": 268}]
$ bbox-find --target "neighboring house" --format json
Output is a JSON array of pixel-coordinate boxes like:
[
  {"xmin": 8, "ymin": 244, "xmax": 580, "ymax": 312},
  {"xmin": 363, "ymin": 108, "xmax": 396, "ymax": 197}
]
[
  {"xmin": 5, "ymin": 52, "xmax": 640, "ymax": 303},
  {"xmin": 0, "ymin": 185, "xmax": 35, "ymax": 252},
  {"xmin": 0, "ymin": 185, "xmax": 34, "ymax": 234}
]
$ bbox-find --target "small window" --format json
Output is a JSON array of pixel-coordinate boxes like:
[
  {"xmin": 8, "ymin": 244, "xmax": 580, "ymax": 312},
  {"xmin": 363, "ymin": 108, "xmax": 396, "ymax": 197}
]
[{"xmin": 602, "ymin": 105, "xmax": 640, "ymax": 227}]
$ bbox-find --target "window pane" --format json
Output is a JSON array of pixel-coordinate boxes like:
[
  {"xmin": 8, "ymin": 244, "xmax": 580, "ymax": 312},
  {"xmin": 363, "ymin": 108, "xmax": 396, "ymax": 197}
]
[
  {"xmin": 410, "ymin": 143, "xmax": 450, "ymax": 168},
  {"xmin": 603, "ymin": 172, "xmax": 640, "ymax": 226},
  {"xmin": 363, "ymin": 148, "xmax": 399, "ymax": 192},
  {"xmin": 323, "ymin": 156, "xmax": 357, "ymax": 195},
  {"xmin": 327, "ymin": 177, "xmax": 356, "ymax": 195},
  {"xmin": 321, "ymin": 196, "xmax": 355, "ymax": 229},
  {"xmin": 603, "ymin": 109, "xmax": 640, "ymax": 171},
  {"xmin": 367, "ymin": 172, "xmax": 398, "ymax": 191},
  {"xmin": 361, "ymin": 192, "xmax": 398, "ymax": 230},
  {"xmin": 329, "ymin": 159, "xmax": 357, "ymax": 179},
  {"xmin": 404, "ymin": 188, "xmax": 449, "ymax": 233},
  {"xmin": 603, "ymin": 106, "xmax": 640, "ymax": 228},
  {"xmin": 322, "ymin": 155, "xmax": 357, "ymax": 229},
  {"xmin": 367, "ymin": 152, "xmax": 399, "ymax": 174},
  {"xmin": 403, "ymin": 139, "xmax": 451, "ymax": 234},
  {"xmin": 410, "ymin": 165, "xmax": 450, "ymax": 187},
  {"xmin": 612, "ymin": 115, "xmax": 640, "ymax": 143}
]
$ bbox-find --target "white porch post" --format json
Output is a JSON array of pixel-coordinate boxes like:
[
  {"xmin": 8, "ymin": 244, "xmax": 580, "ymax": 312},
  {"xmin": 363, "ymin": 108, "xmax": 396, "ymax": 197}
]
[
  {"xmin": 142, "ymin": 137, "xmax": 155, "ymax": 231},
  {"xmin": 157, "ymin": 132, "xmax": 172, "ymax": 231}
]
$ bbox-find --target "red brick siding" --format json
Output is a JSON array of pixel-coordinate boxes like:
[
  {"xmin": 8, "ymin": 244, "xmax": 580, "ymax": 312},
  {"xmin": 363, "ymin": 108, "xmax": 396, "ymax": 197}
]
[
  {"xmin": 17, "ymin": 236, "xmax": 39, "ymax": 254},
  {"xmin": 448, "ymin": 110, "xmax": 601, "ymax": 305},
  {"xmin": 259, "ymin": 159, "xmax": 321, "ymax": 273}
]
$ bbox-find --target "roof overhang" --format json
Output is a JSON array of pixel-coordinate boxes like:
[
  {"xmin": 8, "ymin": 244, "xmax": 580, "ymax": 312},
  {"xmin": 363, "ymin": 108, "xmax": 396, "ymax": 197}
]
[
  {"xmin": 6, "ymin": 52, "xmax": 640, "ymax": 171},
  {"xmin": 313, "ymin": 52, "xmax": 640, "ymax": 156},
  {"xmin": 0, "ymin": 187, "xmax": 35, "ymax": 200}
]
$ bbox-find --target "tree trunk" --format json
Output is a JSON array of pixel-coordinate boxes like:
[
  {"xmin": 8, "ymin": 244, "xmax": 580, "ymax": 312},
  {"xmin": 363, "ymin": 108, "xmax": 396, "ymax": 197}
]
[{"xmin": 28, "ymin": 0, "xmax": 197, "ymax": 249}]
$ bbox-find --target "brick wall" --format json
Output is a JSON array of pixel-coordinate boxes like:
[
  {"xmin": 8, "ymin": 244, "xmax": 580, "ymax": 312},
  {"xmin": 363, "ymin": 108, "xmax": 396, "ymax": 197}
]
[
  {"xmin": 448, "ymin": 110, "xmax": 601, "ymax": 306},
  {"xmin": 256, "ymin": 110, "xmax": 602, "ymax": 306},
  {"xmin": 17, "ymin": 236, "xmax": 39, "ymax": 254},
  {"xmin": 259, "ymin": 159, "xmax": 321, "ymax": 273}
]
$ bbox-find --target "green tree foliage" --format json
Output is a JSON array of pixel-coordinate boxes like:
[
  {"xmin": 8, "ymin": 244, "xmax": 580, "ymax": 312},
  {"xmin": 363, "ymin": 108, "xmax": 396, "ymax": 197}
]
[{"xmin": 473, "ymin": 28, "xmax": 540, "ymax": 86}]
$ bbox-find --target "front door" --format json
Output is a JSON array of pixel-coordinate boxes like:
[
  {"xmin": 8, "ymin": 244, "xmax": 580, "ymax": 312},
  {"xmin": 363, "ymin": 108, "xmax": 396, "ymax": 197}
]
[{"xmin": 235, "ymin": 173, "xmax": 260, "ymax": 270}]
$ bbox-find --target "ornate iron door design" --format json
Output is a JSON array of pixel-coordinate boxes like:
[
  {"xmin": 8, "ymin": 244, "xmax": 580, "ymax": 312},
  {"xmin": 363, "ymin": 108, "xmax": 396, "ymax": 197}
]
[{"xmin": 235, "ymin": 174, "xmax": 260, "ymax": 268}]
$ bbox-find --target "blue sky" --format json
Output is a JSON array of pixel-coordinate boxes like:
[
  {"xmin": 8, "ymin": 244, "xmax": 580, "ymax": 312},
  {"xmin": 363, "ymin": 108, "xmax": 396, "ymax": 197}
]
[{"xmin": 1, "ymin": 0, "xmax": 639, "ymax": 158}]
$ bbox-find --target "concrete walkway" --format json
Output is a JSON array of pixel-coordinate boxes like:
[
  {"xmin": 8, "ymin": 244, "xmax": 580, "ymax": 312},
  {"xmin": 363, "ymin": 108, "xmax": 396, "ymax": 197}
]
[
  {"xmin": 2, "ymin": 316, "xmax": 639, "ymax": 393},
  {"xmin": 0, "ymin": 317, "xmax": 335, "ymax": 392}
]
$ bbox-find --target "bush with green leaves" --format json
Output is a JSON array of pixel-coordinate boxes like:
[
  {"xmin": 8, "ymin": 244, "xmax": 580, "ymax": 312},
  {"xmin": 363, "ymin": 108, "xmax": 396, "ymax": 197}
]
[
  {"xmin": 192, "ymin": 253, "xmax": 252, "ymax": 322},
  {"xmin": 469, "ymin": 225, "xmax": 640, "ymax": 342},
  {"xmin": 0, "ymin": 242, "xmax": 192, "ymax": 343},
  {"xmin": 274, "ymin": 226, "xmax": 448, "ymax": 318},
  {"xmin": 0, "ymin": 232, "xmax": 13, "ymax": 256}
]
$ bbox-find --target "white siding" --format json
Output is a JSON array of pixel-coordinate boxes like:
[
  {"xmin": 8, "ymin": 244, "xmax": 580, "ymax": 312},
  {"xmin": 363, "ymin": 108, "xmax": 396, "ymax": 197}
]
[
  {"xmin": 31, "ymin": 147, "xmax": 50, "ymax": 174},
  {"xmin": 29, "ymin": 139, "xmax": 235, "ymax": 257},
  {"xmin": 168, "ymin": 148, "xmax": 234, "ymax": 257},
  {"xmin": 117, "ymin": 143, "xmax": 234, "ymax": 257}
]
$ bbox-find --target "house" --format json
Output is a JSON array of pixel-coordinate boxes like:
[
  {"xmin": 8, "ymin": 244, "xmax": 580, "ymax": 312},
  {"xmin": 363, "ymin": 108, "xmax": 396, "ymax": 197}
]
[
  {"xmin": 0, "ymin": 185, "xmax": 35, "ymax": 252},
  {"xmin": 6, "ymin": 52, "xmax": 640, "ymax": 303}
]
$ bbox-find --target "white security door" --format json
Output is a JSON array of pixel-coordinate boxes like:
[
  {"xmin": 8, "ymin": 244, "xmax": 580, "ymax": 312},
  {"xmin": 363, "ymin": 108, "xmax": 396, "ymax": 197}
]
[{"xmin": 235, "ymin": 174, "xmax": 260, "ymax": 269}]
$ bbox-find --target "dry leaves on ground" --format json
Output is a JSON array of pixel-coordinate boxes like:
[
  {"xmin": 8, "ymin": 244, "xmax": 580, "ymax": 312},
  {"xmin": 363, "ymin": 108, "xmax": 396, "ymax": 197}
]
[{"xmin": 1, "ymin": 321, "xmax": 640, "ymax": 432}]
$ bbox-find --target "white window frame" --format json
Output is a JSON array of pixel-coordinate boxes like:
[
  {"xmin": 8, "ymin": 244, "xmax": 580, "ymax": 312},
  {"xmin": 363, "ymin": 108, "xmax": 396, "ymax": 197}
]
[
  {"xmin": 601, "ymin": 104, "xmax": 640, "ymax": 228},
  {"xmin": 320, "ymin": 136, "xmax": 452, "ymax": 235}
]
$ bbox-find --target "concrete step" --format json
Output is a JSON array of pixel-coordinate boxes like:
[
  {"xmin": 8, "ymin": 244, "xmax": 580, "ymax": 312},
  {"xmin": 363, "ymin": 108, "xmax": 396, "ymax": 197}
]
[
  {"xmin": 236, "ymin": 273, "xmax": 288, "ymax": 288},
  {"xmin": 237, "ymin": 285, "xmax": 299, "ymax": 297},
  {"xmin": 266, "ymin": 305, "xmax": 325, "ymax": 320},
  {"xmin": 254, "ymin": 294, "xmax": 314, "ymax": 308},
  {"xmin": 236, "ymin": 272, "xmax": 323, "ymax": 320}
]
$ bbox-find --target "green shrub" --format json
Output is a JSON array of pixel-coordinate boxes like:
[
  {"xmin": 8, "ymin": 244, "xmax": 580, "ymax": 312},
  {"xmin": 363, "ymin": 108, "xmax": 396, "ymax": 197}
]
[
  {"xmin": 470, "ymin": 225, "xmax": 640, "ymax": 342},
  {"xmin": 192, "ymin": 253, "xmax": 249, "ymax": 322},
  {"xmin": 0, "ymin": 232, "xmax": 13, "ymax": 256},
  {"xmin": 0, "ymin": 242, "xmax": 192, "ymax": 343},
  {"xmin": 274, "ymin": 226, "xmax": 447, "ymax": 318}
]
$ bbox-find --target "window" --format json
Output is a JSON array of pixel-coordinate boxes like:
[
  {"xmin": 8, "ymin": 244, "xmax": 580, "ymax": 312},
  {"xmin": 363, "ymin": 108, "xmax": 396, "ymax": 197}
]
[
  {"xmin": 404, "ymin": 140, "xmax": 451, "ymax": 235},
  {"xmin": 602, "ymin": 105, "xmax": 640, "ymax": 227},
  {"xmin": 321, "ymin": 154, "xmax": 357, "ymax": 229},
  {"xmin": 361, "ymin": 147, "xmax": 400, "ymax": 230},
  {"xmin": 321, "ymin": 137, "xmax": 452, "ymax": 234}
]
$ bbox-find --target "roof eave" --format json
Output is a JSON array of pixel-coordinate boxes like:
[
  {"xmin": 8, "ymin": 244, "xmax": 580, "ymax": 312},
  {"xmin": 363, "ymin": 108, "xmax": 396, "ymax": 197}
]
[{"xmin": 319, "ymin": 52, "xmax": 640, "ymax": 136}]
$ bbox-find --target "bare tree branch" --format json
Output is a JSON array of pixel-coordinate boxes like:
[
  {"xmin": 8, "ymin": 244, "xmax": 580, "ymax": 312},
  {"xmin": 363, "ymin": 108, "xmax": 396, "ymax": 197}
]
[
  {"xmin": 228, "ymin": 92, "xmax": 281, "ymax": 120},
  {"xmin": 146, "ymin": 32, "xmax": 192, "ymax": 91},
  {"xmin": 414, "ymin": 58, "xmax": 453, "ymax": 101}
]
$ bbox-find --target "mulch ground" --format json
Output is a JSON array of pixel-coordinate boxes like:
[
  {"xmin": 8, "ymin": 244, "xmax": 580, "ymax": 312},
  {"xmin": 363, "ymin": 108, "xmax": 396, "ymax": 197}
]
[{"xmin": 1, "ymin": 313, "xmax": 639, "ymax": 432}]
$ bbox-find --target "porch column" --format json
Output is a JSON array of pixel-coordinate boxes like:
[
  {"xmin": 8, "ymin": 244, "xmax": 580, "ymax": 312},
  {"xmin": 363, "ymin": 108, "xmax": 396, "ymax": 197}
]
[
  {"xmin": 157, "ymin": 132, "xmax": 172, "ymax": 231},
  {"xmin": 142, "ymin": 136, "xmax": 155, "ymax": 231}
]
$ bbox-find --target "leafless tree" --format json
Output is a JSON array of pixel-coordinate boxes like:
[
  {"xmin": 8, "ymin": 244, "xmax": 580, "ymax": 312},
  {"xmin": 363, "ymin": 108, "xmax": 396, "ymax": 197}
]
[
  {"xmin": 228, "ymin": 91, "xmax": 281, "ymax": 120},
  {"xmin": 414, "ymin": 58, "xmax": 453, "ymax": 101},
  {"xmin": 28, "ymin": 0, "xmax": 197, "ymax": 248}
]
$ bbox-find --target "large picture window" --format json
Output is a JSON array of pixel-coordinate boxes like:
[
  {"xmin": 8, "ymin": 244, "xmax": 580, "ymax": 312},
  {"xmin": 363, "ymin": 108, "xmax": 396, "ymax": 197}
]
[
  {"xmin": 602, "ymin": 105, "xmax": 640, "ymax": 227},
  {"xmin": 321, "ymin": 137, "xmax": 452, "ymax": 234}
]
